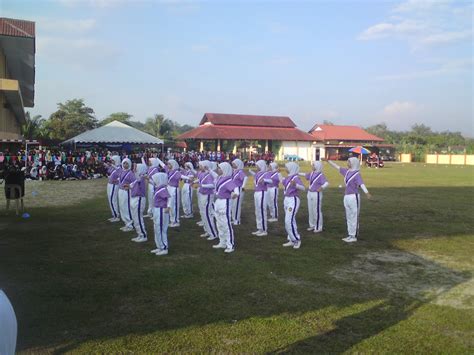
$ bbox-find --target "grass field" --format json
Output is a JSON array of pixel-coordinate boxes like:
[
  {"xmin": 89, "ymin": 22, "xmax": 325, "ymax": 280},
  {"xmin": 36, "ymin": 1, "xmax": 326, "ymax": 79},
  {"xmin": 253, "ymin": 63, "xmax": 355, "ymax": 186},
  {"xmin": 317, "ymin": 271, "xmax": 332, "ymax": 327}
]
[{"xmin": 1, "ymin": 162, "xmax": 473, "ymax": 353}]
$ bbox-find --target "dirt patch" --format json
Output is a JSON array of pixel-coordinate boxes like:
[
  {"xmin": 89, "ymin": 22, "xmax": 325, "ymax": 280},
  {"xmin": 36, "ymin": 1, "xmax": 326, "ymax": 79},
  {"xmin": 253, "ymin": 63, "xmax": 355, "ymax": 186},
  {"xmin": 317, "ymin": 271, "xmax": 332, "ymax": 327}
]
[
  {"xmin": 0, "ymin": 179, "xmax": 107, "ymax": 209},
  {"xmin": 329, "ymin": 250, "xmax": 473, "ymax": 309}
]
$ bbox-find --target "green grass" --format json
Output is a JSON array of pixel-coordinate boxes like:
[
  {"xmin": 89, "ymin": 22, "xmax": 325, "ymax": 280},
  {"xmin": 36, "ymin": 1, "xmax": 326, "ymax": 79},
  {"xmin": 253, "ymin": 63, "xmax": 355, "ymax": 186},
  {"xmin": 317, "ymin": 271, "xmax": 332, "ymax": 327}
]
[{"xmin": 0, "ymin": 162, "xmax": 473, "ymax": 353}]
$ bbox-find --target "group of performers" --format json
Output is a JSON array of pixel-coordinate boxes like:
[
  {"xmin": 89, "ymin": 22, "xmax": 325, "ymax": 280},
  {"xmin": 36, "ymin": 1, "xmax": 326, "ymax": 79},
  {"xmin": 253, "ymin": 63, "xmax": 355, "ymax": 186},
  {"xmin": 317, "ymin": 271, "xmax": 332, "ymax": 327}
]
[{"xmin": 106, "ymin": 155, "xmax": 372, "ymax": 256}]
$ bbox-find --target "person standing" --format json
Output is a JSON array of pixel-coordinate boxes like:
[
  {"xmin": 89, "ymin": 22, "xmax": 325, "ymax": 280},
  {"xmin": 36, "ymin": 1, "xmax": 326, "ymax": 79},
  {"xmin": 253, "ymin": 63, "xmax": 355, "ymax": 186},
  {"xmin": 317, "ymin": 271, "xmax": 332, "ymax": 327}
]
[
  {"xmin": 282, "ymin": 162, "xmax": 305, "ymax": 249},
  {"xmin": 249, "ymin": 160, "xmax": 273, "ymax": 236},
  {"xmin": 145, "ymin": 157, "xmax": 161, "ymax": 218},
  {"xmin": 267, "ymin": 162, "xmax": 282, "ymax": 222},
  {"xmin": 128, "ymin": 163, "xmax": 148, "ymax": 243},
  {"xmin": 106, "ymin": 155, "xmax": 121, "ymax": 222},
  {"xmin": 150, "ymin": 172, "xmax": 170, "ymax": 255},
  {"xmin": 327, "ymin": 157, "xmax": 372, "ymax": 243},
  {"xmin": 118, "ymin": 158, "xmax": 135, "ymax": 232},
  {"xmin": 181, "ymin": 162, "xmax": 196, "ymax": 218},
  {"xmin": 231, "ymin": 158, "xmax": 247, "ymax": 225},
  {"xmin": 301, "ymin": 161, "xmax": 329, "ymax": 233},
  {"xmin": 195, "ymin": 160, "xmax": 218, "ymax": 240}
]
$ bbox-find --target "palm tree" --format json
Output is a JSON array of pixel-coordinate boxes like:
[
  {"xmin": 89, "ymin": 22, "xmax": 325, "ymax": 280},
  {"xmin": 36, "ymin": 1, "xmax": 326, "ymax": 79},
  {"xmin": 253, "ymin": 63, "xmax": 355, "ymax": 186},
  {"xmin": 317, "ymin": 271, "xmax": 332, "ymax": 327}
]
[
  {"xmin": 144, "ymin": 114, "xmax": 165, "ymax": 137},
  {"xmin": 22, "ymin": 112, "xmax": 45, "ymax": 140}
]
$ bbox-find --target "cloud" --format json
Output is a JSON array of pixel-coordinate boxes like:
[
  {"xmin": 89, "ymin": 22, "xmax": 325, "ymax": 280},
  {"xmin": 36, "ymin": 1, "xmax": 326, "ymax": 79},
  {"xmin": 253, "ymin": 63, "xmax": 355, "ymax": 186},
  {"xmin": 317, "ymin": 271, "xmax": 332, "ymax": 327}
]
[
  {"xmin": 382, "ymin": 101, "xmax": 423, "ymax": 116},
  {"xmin": 357, "ymin": 0, "xmax": 472, "ymax": 47},
  {"xmin": 376, "ymin": 58, "xmax": 472, "ymax": 81}
]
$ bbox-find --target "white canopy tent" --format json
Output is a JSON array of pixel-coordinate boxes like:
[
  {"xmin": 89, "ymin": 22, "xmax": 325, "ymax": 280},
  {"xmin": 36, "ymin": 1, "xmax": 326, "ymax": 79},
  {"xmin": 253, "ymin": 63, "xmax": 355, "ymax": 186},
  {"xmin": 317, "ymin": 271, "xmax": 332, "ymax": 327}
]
[{"xmin": 61, "ymin": 120, "xmax": 164, "ymax": 146}]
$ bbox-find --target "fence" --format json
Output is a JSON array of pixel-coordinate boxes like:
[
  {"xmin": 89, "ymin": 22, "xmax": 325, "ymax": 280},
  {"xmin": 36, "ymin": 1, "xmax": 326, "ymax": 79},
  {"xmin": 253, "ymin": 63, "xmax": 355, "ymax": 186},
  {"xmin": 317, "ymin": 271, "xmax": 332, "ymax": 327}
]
[{"xmin": 425, "ymin": 154, "xmax": 474, "ymax": 165}]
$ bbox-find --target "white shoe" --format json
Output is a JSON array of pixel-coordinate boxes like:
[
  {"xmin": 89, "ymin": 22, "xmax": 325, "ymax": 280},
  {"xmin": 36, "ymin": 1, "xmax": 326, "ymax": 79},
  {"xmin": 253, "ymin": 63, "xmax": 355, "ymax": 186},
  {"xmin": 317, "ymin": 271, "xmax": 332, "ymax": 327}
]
[
  {"xmin": 169, "ymin": 223, "xmax": 180, "ymax": 228},
  {"xmin": 293, "ymin": 241, "xmax": 301, "ymax": 249},
  {"xmin": 148, "ymin": 215, "xmax": 154, "ymax": 219},
  {"xmin": 183, "ymin": 214, "xmax": 193, "ymax": 219},
  {"xmin": 150, "ymin": 248, "xmax": 160, "ymax": 254},
  {"xmin": 196, "ymin": 221, "xmax": 204, "ymax": 226},
  {"xmin": 156, "ymin": 249, "xmax": 168, "ymax": 255},
  {"xmin": 256, "ymin": 231, "xmax": 268, "ymax": 236},
  {"xmin": 207, "ymin": 236, "xmax": 218, "ymax": 241},
  {"xmin": 251, "ymin": 230, "xmax": 261, "ymax": 235},
  {"xmin": 232, "ymin": 221, "xmax": 240, "ymax": 226},
  {"xmin": 342, "ymin": 236, "xmax": 351, "ymax": 242},
  {"xmin": 134, "ymin": 237, "xmax": 148, "ymax": 243},
  {"xmin": 212, "ymin": 244, "xmax": 226, "ymax": 249},
  {"xmin": 122, "ymin": 227, "xmax": 134, "ymax": 232},
  {"xmin": 200, "ymin": 232, "xmax": 209, "ymax": 238},
  {"xmin": 314, "ymin": 229, "xmax": 323, "ymax": 234},
  {"xmin": 120, "ymin": 226, "xmax": 127, "ymax": 231},
  {"xmin": 307, "ymin": 227, "xmax": 315, "ymax": 231},
  {"xmin": 268, "ymin": 218, "xmax": 278, "ymax": 222},
  {"xmin": 131, "ymin": 237, "xmax": 140, "ymax": 241},
  {"xmin": 224, "ymin": 248, "xmax": 235, "ymax": 253},
  {"xmin": 343, "ymin": 236, "xmax": 357, "ymax": 243},
  {"xmin": 143, "ymin": 214, "xmax": 151, "ymax": 218},
  {"xmin": 109, "ymin": 218, "xmax": 121, "ymax": 223},
  {"xmin": 283, "ymin": 241, "xmax": 294, "ymax": 247}
]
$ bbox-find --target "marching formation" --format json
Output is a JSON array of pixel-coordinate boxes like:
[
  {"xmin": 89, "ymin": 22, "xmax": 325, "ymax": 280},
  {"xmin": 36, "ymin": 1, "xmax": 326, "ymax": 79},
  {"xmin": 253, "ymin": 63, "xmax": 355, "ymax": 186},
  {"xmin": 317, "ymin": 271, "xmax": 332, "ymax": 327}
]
[{"xmin": 105, "ymin": 156, "xmax": 372, "ymax": 256}]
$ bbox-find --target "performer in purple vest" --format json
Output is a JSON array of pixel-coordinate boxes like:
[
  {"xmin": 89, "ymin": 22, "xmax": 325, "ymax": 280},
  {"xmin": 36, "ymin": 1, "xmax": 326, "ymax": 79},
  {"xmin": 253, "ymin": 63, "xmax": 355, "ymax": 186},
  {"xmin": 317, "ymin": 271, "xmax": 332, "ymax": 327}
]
[
  {"xmin": 128, "ymin": 163, "xmax": 148, "ymax": 243},
  {"xmin": 118, "ymin": 158, "xmax": 136, "ymax": 232},
  {"xmin": 212, "ymin": 162, "xmax": 239, "ymax": 253},
  {"xmin": 327, "ymin": 157, "xmax": 372, "ymax": 243},
  {"xmin": 282, "ymin": 162, "xmax": 305, "ymax": 249},
  {"xmin": 267, "ymin": 162, "xmax": 282, "ymax": 222},
  {"xmin": 249, "ymin": 160, "xmax": 273, "ymax": 236},
  {"xmin": 195, "ymin": 160, "xmax": 218, "ymax": 240},
  {"xmin": 231, "ymin": 158, "xmax": 247, "ymax": 225},
  {"xmin": 300, "ymin": 161, "xmax": 329, "ymax": 233},
  {"xmin": 145, "ymin": 157, "xmax": 161, "ymax": 218},
  {"xmin": 181, "ymin": 162, "xmax": 196, "ymax": 219},
  {"xmin": 150, "ymin": 172, "xmax": 170, "ymax": 256},
  {"xmin": 106, "ymin": 155, "xmax": 121, "ymax": 222}
]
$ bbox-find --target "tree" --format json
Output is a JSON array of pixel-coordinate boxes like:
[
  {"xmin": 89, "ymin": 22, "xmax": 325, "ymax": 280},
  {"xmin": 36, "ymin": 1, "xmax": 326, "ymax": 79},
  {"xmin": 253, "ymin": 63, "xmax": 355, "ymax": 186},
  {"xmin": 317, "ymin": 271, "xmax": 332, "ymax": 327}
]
[
  {"xmin": 99, "ymin": 112, "xmax": 133, "ymax": 126},
  {"xmin": 43, "ymin": 99, "xmax": 97, "ymax": 140},
  {"xmin": 411, "ymin": 124, "xmax": 432, "ymax": 137},
  {"xmin": 22, "ymin": 112, "xmax": 45, "ymax": 140},
  {"xmin": 143, "ymin": 114, "xmax": 165, "ymax": 137}
]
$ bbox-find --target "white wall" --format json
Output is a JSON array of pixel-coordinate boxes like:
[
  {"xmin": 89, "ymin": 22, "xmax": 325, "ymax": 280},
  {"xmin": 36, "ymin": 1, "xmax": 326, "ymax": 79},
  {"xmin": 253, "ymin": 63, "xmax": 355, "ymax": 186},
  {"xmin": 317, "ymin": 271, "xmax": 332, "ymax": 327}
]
[{"xmin": 279, "ymin": 141, "xmax": 316, "ymax": 161}]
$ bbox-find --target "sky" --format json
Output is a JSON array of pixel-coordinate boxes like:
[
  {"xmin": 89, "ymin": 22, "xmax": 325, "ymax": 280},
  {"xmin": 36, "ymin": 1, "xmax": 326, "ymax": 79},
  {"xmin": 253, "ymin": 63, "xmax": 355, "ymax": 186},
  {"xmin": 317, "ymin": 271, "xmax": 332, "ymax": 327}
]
[{"xmin": 1, "ymin": 0, "xmax": 473, "ymax": 135}]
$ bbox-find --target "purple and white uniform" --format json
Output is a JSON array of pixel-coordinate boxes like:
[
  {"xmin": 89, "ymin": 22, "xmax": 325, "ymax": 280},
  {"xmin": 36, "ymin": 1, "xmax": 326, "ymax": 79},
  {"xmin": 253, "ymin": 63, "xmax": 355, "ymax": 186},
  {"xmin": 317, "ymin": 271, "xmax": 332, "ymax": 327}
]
[
  {"xmin": 213, "ymin": 162, "xmax": 239, "ymax": 251},
  {"xmin": 231, "ymin": 159, "xmax": 247, "ymax": 225},
  {"xmin": 267, "ymin": 162, "xmax": 281, "ymax": 220},
  {"xmin": 304, "ymin": 161, "xmax": 329, "ymax": 232},
  {"xmin": 166, "ymin": 159, "xmax": 182, "ymax": 226},
  {"xmin": 106, "ymin": 155, "xmax": 121, "ymax": 220},
  {"xmin": 250, "ymin": 160, "xmax": 273, "ymax": 234},
  {"xmin": 146, "ymin": 158, "xmax": 161, "ymax": 217},
  {"xmin": 152, "ymin": 172, "xmax": 170, "ymax": 252},
  {"xmin": 181, "ymin": 163, "xmax": 195, "ymax": 217},
  {"xmin": 118, "ymin": 158, "xmax": 135, "ymax": 229},
  {"xmin": 197, "ymin": 163, "xmax": 218, "ymax": 239},
  {"xmin": 130, "ymin": 164, "xmax": 148, "ymax": 240},
  {"xmin": 282, "ymin": 162, "xmax": 304, "ymax": 244}
]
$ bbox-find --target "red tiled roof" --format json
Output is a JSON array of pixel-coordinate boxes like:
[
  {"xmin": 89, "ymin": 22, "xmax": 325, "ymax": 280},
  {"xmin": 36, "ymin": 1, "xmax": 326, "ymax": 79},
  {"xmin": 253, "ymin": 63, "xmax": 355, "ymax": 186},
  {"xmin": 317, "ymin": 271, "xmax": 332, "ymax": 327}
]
[
  {"xmin": 309, "ymin": 124, "xmax": 383, "ymax": 142},
  {"xmin": 0, "ymin": 18, "xmax": 35, "ymax": 38},
  {"xmin": 200, "ymin": 113, "xmax": 296, "ymax": 128},
  {"xmin": 177, "ymin": 125, "xmax": 315, "ymax": 141}
]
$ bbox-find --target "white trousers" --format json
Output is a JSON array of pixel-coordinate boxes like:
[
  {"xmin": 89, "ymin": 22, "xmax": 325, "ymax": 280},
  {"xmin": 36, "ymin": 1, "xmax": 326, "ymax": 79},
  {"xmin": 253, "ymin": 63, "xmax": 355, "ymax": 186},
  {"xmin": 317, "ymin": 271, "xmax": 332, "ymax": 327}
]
[
  {"xmin": 198, "ymin": 192, "xmax": 217, "ymax": 238},
  {"xmin": 344, "ymin": 194, "xmax": 360, "ymax": 238},
  {"xmin": 167, "ymin": 186, "xmax": 180, "ymax": 225},
  {"xmin": 284, "ymin": 196, "xmax": 301, "ymax": 242},
  {"xmin": 267, "ymin": 187, "xmax": 279, "ymax": 219},
  {"xmin": 0, "ymin": 290, "xmax": 17, "ymax": 355},
  {"xmin": 147, "ymin": 182, "xmax": 154, "ymax": 216},
  {"xmin": 254, "ymin": 191, "xmax": 268, "ymax": 232},
  {"xmin": 131, "ymin": 196, "xmax": 147, "ymax": 238},
  {"xmin": 118, "ymin": 189, "xmax": 134, "ymax": 228},
  {"xmin": 231, "ymin": 186, "xmax": 244, "ymax": 224},
  {"xmin": 153, "ymin": 207, "xmax": 169, "ymax": 250},
  {"xmin": 107, "ymin": 183, "xmax": 120, "ymax": 219},
  {"xmin": 308, "ymin": 191, "xmax": 323, "ymax": 231},
  {"xmin": 214, "ymin": 198, "xmax": 235, "ymax": 249},
  {"xmin": 181, "ymin": 183, "xmax": 193, "ymax": 216}
]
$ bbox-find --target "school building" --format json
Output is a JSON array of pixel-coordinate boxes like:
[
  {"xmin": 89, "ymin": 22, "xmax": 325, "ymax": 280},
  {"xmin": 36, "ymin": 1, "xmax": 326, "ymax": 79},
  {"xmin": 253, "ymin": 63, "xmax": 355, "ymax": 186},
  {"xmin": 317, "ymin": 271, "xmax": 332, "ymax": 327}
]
[
  {"xmin": 0, "ymin": 17, "xmax": 36, "ymax": 149},
  {"xmin": 308, "ymin": 124, "xmax": 393, "ymax": 160},
  {"xmin": 177, "ymin": 113, "xmax": 318, "ymax": 161}
]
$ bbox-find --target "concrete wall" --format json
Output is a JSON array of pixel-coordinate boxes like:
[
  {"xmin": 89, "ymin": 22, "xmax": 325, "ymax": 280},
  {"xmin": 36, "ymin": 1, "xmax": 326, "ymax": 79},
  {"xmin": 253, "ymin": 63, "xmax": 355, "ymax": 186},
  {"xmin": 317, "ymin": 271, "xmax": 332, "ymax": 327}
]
[
  {"xmin": 426, "ymin": 154, "xmax": 474, "ymax": 165},
  {"xmin": 278, "ymin": 141, "xmax": 315, "ymax": 161},
  {"xmin": 399, "ymin": 153, "xmax": 412, "ymax": 163}
]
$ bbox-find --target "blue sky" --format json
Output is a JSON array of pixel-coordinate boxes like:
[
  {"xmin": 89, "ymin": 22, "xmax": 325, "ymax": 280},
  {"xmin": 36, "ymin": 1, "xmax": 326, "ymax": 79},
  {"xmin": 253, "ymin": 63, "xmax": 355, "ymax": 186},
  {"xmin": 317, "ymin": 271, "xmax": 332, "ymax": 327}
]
[{"xmin": 2, "ymin": 0, "xmax": 473, "ymax": 135}]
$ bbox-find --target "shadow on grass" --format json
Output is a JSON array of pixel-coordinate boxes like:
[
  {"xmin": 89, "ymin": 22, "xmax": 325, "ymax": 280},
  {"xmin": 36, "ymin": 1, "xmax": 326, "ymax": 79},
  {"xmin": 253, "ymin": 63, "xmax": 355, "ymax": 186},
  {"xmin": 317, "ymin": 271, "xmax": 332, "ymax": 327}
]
[{"xmin": 0, "ymin": 186, "xmax": 472, "ymax": 353}]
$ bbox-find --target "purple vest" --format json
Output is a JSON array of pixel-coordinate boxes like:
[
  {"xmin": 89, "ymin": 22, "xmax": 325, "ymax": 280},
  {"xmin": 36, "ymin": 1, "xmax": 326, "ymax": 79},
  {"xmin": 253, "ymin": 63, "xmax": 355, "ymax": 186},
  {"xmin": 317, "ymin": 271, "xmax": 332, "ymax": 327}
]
[
  {"xmin": 232, "ymin": 169, "xmax": 246, "ymax": 188},
  {"xmin": 283, "ymin": 174, "xmax": 303, "ymax": 197},
  {"xmin": 119, "ymin": 169, "xmax": 135, "ymax": 189},
  {"xmin": 183, "ymin": 170, "xmax": 195, "ymax": 184},
  {"xmin": 267, "ymin": 171, "xmax": 280, "ymax": 188},
  {"xmin": 108, "ymin": 167, "xmax": 121, "ymax": 185},
  {"xmin": 305, "ymin": 171, "xmax": 328, "ymax": 192},
  {"xmin": 168, "ymin": 169, "xmax": 181, "ymax": 188},
  {"xmin": 198, "ymin": 172, "xmax": 214, "ymax": 195},
  {"xmin": 340, "ymin": 168, "xmax": 364, "ymax": 195},
  {"xmin": 215, "ymin": 176, "xmax": 236, "ymax": 199},
  {"xmin": 131, "ymin": 176, "xmax": 147, "ymax": 198},
  {"xmin": 153, "ymin": 185, "xmax": 170, "ymax": 208},
  {"xmin": 254, "ymin": 171, "xmax": 270, "ymax": 192}
]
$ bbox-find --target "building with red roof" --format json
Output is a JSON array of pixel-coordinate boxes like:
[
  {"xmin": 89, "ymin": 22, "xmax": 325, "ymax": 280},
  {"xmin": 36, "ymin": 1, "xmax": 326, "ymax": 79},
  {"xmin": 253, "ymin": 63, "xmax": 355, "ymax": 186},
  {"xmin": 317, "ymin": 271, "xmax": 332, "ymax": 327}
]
[
  {"xmin": 309, "ymin": 124, "xmax": 394, "ymax": 160},
  {"xmin": 0, "ymin": 17, "xmax": 36, "ymax": 148},
  {"xmin": 177, "ymin": 113, "xmax": 317, "ymax": 160}
]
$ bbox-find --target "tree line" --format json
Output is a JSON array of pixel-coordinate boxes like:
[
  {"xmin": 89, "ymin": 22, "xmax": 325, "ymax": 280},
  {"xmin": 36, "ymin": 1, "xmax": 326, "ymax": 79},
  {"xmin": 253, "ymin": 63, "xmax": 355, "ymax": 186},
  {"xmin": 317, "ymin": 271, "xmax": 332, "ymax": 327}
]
[
  {"xmin": 22, "ymin": 98, "xmax": 194, "ymax": 142},
  {"xmin": 365, "ymin": 123, "xmax": 474, "ymax": 161}
]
